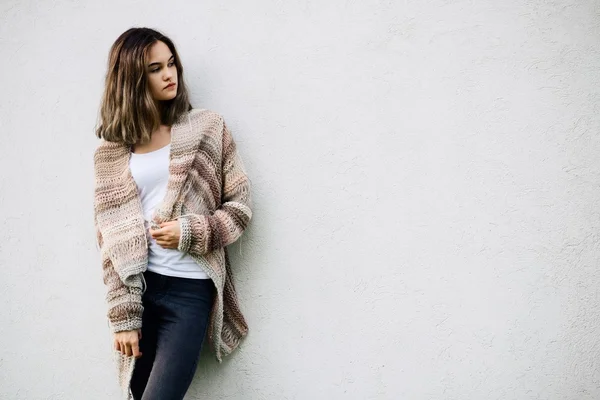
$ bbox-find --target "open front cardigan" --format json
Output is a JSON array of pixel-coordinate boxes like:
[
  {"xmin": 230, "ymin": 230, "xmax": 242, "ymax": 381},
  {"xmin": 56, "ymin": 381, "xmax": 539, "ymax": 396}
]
[{"xmin": 93, "ymin": 108, "xmax": 252, "ymax": 399}]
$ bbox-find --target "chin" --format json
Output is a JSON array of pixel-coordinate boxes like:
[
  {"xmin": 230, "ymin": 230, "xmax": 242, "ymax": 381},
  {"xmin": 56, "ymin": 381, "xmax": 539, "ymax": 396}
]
[{"xmin": 158, "ymin": 93, "xmax": 177, "ymax": 101}]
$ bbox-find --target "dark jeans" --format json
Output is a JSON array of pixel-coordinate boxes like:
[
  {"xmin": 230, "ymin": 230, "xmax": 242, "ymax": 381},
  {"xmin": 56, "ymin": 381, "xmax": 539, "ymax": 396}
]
[{"xmin": 130, "ymin": 270, "xmax": 215, "ymax": 400}]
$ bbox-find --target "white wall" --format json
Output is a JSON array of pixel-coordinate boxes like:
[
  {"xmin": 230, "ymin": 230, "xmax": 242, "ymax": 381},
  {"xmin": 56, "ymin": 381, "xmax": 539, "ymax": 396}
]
[{"xmin": 1, "ymin": 0, "xmax": 599, "ymax": 399}]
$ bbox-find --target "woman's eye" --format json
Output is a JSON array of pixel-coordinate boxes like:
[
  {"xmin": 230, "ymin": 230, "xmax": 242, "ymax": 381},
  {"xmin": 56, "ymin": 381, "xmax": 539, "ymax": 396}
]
[{"xmin": 151, "ymin": 62, "xmax": 174, "ymax": 73}]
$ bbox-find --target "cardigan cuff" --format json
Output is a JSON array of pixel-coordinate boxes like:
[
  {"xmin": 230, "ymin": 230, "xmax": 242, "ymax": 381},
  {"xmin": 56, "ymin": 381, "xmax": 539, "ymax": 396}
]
[
  {"xmin": 177, "ymin": 216, "xmax": 193, "ymax": 253},
  {"xmin": 106, "ymin": 287, "xmax": 144, "ymax": 333},
  {"xmin": 109, "ymin": 314, "xmax": 143, "ymax": 333}
]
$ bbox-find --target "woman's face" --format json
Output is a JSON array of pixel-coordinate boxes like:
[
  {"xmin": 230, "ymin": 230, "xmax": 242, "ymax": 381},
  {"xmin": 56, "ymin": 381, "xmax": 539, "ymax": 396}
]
[{"xmin": 146, "ymin": 40, "xmax": 178, "ymax": 102}]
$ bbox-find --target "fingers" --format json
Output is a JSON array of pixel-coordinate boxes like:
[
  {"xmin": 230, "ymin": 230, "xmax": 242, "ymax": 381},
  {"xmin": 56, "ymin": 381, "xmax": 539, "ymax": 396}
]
[
  {"xmin": 132, "ymin": 342, "xmax": 143, "ymax": 359},
  {"xmin": 119, "ymin": 341, "xmax": 142, "ymax": 358},
  {"xmin": 153, "ymin": 235, "xmax": 176, "ymax": 248},
  {"xmin": 150, "ymin": 221, "xmax": 178, "ymax": 237},
  {"xmin": 150, "ymin": 222, "xmax": 173, "ymax": 235},
  {"xmin": 151, "ymin": 232, "xmax": 175, "ymax": 247},
  {"xmin": 151, "ymin": 230, "xmax": 173, "ymax": 240},
  {"xmin": 115, "ymin": 336, "xmax": 143, "ymax": 358},
  {"xmin": 149, "ymin": 223, "xmax": 179, "ymax": 249},
  {"xmin": 149, "ymin": 228, "xmax": 164, "ymax": 238}
]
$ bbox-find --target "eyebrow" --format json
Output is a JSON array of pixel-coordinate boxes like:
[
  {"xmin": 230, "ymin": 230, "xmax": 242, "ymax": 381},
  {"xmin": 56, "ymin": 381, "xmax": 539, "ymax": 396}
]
[{"xmin": 147, "ymin": 55, "xmax": 174, "ymax": 68}]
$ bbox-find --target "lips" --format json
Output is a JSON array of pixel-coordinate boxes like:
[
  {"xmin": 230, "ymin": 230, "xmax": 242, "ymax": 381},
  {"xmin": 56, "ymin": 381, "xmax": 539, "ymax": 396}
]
[{"xmin": 165, "ymin": 83, "xmax": 176, "ymax": 89}]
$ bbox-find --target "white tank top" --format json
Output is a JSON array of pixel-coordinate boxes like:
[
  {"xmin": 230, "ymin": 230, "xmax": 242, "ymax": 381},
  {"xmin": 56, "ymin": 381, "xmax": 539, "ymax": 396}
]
[{"xmin": 129, "ymin": 142, "xmax": 209, "ymax": 279}]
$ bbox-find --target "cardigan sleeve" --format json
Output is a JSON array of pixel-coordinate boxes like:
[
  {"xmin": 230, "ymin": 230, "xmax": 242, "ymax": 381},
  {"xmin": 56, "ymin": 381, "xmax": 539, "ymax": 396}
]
[
  {"xmin": 177, "ymin": 118, "xmax": 252, "ymax": 255},
  {"xmin": 95, "ymin": 218, "xmax": 144, "ymax": 333}
]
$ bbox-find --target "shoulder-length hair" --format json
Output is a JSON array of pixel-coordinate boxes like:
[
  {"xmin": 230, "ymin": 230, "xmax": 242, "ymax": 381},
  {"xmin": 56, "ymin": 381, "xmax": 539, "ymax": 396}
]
[{"xmin": 95, "ymin": 27, "xmax": 192, "ymax": 144}]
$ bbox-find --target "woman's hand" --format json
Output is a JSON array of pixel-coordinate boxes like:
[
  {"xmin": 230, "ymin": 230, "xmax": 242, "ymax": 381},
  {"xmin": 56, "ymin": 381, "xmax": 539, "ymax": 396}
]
[
  {"xmin": 149, "ymin": 220, "xmax": 181, "ymax": 249},
  {"xmin": 114, "ymin": 329, "xmax": 142, "ymax": 358}
]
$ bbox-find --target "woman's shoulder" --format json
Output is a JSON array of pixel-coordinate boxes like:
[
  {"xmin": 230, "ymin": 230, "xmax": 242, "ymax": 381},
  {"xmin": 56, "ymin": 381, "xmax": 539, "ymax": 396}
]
[
  {"xmin": 188, "ymin": 107, "xmax": 225, "ymax": 125},
  {"xmin": 93, "ymin": 138, "xmax": 127, "ymax": 165},
  {"xmin": 187, "ymin": 108, "xmax": 229, "ymax": 140}
]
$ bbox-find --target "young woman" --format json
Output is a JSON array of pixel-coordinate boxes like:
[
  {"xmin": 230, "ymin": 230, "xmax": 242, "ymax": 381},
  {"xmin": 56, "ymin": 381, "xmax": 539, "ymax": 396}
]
[{"xmin": 93, "ymin": 27, "xmax": 252, "ymax": 400}]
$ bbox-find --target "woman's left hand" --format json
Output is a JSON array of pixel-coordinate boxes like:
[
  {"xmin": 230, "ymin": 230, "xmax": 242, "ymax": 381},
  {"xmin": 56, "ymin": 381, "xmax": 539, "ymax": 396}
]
[{"xmin": 149, "ymin": 220, "xmax": 181, "ymax": 249}]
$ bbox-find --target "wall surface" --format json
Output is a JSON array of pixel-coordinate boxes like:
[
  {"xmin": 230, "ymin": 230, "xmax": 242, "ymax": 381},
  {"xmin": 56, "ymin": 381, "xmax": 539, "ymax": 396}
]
[{"xmin": 1, "ymin": 0, "xmax": 599, "ymax": 399}]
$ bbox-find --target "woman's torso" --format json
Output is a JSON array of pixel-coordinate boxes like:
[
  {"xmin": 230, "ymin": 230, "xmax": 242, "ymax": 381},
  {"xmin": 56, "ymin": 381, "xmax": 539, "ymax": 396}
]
[{"xmin": 129, "ymin": 142, "xmax": 209, "ymax": 279}]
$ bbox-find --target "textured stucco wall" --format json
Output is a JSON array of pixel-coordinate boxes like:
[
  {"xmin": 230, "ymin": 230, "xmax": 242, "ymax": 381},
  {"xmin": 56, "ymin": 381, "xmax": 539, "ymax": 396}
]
[{"xmin": 1, "ymin": 0, "xmax": 599, "ymax": 399}]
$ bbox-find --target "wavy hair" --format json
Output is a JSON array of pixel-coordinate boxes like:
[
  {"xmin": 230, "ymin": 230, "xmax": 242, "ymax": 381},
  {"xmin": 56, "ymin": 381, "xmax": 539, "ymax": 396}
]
[{"xmin": 95, "ymin": 27, "xmax": 192, "ymax": 144}]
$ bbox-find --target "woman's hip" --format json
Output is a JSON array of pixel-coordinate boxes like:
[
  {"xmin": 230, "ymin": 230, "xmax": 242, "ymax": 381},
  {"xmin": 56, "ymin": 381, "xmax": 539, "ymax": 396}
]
[{"xmin": 142, "ymin": 270, "xmax": 215, "ymax": 310}]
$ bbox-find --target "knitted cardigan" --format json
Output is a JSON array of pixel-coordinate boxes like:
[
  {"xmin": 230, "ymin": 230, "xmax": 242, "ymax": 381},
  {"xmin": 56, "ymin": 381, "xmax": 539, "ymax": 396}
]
[{"xmin": 93, "ymin": 108, "xmax": 252, "ymax": 399}]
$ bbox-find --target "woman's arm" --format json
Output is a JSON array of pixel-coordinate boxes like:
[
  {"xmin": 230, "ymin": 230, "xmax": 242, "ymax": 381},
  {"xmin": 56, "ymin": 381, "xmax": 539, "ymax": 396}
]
[
  {"xmin": 177, "ymin": 119, "xmax": 253, "ymax": 256},
  {"xmin": 95, "ymin": 218, "xmax": 144, "ymax": 333}
]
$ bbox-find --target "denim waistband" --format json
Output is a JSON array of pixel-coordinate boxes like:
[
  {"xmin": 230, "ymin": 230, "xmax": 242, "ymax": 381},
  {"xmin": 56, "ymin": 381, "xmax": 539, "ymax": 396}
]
[{"xmin": 142, "ymin": 269, "xmax": 213, "ymax": 294}]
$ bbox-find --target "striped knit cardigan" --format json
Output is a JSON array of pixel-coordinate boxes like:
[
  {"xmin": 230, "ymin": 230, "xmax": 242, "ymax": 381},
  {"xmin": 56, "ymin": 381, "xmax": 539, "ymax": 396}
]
[{"xmin": 93, "ymin": 108, "xmax": 252, "ymax": 399}]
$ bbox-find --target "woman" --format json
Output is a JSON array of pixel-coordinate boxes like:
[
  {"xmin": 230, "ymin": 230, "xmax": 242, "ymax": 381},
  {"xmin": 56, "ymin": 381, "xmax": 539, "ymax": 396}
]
[{"xmin": 93, "ymin": 27, "xmax": 252, "ymax": 400}]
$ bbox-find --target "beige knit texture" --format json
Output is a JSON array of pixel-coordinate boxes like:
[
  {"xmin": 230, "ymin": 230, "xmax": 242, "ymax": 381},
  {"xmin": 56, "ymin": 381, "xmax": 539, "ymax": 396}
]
[{"xmin": 93, "ymin": 108, "xmax": 252, "ymax": 399}]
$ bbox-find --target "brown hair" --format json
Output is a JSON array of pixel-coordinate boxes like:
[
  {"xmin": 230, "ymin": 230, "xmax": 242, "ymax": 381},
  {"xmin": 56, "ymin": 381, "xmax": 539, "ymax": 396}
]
[{"xmin": 95, "ymin": 27, "xmax": 192, "ymax": 144}]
